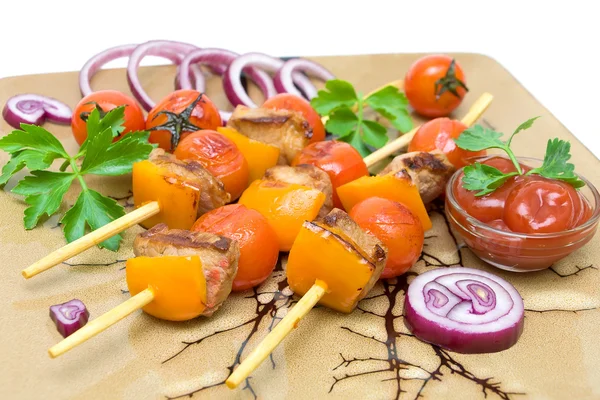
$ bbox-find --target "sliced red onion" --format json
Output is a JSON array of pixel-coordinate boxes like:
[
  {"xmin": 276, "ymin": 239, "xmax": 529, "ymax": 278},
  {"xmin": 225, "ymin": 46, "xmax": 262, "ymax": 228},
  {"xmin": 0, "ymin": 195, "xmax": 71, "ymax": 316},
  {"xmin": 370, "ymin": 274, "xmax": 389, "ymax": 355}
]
[
  {"xmin": 49, "ymin": 299, "xmax": 90, "ymax": 338},
  {"xmin": 223, "ymin": 53, "xmax": 317, "ymax": 108},
  {"xmin": 126, "ymin": 40, "xmax": 207, "ymax": 111},
  {"xmin": 404, "ymin": 267, "xmax": 524, "ymax": 354},
  {"xmin": 3, "ymin": 94, "xmax": 72, "ymax": 128},
  {"xmin": 274, "ymin": 58, "xmax": 335, "ymax": 99}
]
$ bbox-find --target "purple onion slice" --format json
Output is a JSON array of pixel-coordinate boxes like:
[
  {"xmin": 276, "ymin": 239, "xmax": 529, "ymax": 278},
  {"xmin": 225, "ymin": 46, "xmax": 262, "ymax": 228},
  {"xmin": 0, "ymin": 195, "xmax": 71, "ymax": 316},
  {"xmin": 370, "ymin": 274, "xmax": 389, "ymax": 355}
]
[
  {"xmin": 274, "ymin": 58, "xmax": 335, "ymax": 99},
  {"xmin": 404, "ymin": 267, "xmax": 524, "ymax": 354},
  {"xmin": 49, "ymin": 299, "xmax": 90, "ymax": 338},
  {"xmin": 3, "ymin": 94, "xmax": 72, "ymax": 128}
]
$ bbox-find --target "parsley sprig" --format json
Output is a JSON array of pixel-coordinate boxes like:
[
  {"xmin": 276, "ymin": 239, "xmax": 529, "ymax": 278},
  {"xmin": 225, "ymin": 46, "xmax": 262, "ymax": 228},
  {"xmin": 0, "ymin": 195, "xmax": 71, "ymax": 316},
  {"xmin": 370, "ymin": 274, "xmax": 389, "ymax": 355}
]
[
  {"xmin": 0, "ymin": 107, "xmax": 154, "ymax": 250},
  {"xmin": 454, "ymin": 117, "xmax": 585, "ymax": 196},
  {"xmin": 311, "ymin": 80, "xmax": 413, "ymax": 157}
]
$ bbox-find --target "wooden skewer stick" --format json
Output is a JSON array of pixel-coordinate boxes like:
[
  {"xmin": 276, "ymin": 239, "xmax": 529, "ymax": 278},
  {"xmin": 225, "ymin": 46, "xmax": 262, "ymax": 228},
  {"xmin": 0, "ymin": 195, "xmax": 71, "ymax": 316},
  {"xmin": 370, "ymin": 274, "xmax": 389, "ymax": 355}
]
[
  {"xmin": 48, "ymin": 288, "xmax": 155, "ymax": 358},
  {"xmin": 363, "ymin": 92, "xmax": 494, "ymax": 168},
  {"xmin": 226, "ymin": 280, "xmax": 328, "ymax": 388},
  {"xmin": 320, "ymin": 79, "xmax": 405, "ymax": 125},
  {"xmin": 22, "ymin": 202, "xmax": 160, "ymax": 279}
]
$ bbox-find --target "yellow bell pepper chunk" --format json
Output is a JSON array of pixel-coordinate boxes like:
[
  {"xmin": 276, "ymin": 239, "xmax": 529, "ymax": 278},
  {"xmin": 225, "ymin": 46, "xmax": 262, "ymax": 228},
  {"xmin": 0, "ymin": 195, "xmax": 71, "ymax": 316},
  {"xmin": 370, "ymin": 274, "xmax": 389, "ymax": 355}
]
[
  {"xmin": 238, "ymin": 179, "xmax": 325, "ymax": 251},
  {"xmin": 132, "ymin": 160, "xmax": 200, "ymax": 230},
  {"xmin": 126, "ymin": 255, "xmax": 207, "ymax": 321},
  {"xmin": 217, "ymin": 127, "xmax": 280, "ymax": 183},
  {"xmin": 336, "ymin": 174, "xmax": 432, "ymax": 231}
]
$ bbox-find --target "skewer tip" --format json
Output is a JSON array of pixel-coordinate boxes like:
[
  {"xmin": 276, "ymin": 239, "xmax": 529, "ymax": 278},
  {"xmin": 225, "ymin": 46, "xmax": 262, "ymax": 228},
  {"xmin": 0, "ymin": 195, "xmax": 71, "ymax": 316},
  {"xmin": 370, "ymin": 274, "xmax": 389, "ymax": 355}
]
[
  {"xmin": 225, "ymin": 378, "xmax": 238, "ymax": 389},
  {"xmin": 48, "ymin": 348, "xmax": 58, "ymax": 359},
  {"xmin": 22, "ymin": 269, "xmax": 32, "ymax": 279}
]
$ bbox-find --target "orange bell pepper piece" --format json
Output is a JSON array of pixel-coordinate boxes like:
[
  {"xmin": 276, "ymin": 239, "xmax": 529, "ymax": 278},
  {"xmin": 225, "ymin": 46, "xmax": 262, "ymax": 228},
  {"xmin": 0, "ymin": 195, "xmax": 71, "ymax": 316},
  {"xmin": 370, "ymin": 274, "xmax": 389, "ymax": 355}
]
[
  {"xmin": 287, "ymin": 209, "xmax": 387, "ymax": 313},
  {"xmin": 336, "ymin": 174, "xmax": 432, "ymax": 231},
  {"xmin": 126, "ymin": 255, "xmax": 207, "ymax": 321},
  {"xmin": 238, "ymin": 180, "xmax": 325, "ymax": 251},
  {"xmin": 132, "ymin": 160, "xmax": 200, "ymax": 230},
  {"xmin": 217, "ymin": 127, "xmax": 280, "ymax": 183}
]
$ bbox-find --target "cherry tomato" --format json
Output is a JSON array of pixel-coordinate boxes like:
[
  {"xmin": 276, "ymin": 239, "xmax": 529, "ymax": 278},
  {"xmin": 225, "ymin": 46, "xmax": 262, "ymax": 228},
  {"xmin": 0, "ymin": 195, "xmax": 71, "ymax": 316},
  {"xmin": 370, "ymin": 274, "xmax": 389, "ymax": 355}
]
[
  {"xmin": 192, "ymin": 204, "xmax": 279, "ymax": 292},
  {"xmin": 453, "ymin": 157, "xmax": 531, "ymax": 222},
  {"xmin": 174, "ymin": 130, "xmax": 249, "ymax": 200},
  {"xmin": 408, "ymin": 117, "xmax": 485, "ymax": 168},
  {"xmin": 292, "ymin": 140, "xmax": 369, "ymax": 208},
  {"xmin": 71, "ymin": 90, "xmax": 145, "ymax": 146},
  {"xmin": 503, "ymin": 175, "xmax": 583, "ymax": 233},
  {"xmin": 146, "ymin": 90, "xmax": 222, "ymax": 152},
  {"xmin": 349, "ymin": 197, "xmax": 424, "ymax": 279},
  {"xmin": 404, "ymin": 55, "xmax": 468, "ymax": 118},
  {"xmin": 262, "ymin": 93, "xmax": 325, "ymax": 143}
]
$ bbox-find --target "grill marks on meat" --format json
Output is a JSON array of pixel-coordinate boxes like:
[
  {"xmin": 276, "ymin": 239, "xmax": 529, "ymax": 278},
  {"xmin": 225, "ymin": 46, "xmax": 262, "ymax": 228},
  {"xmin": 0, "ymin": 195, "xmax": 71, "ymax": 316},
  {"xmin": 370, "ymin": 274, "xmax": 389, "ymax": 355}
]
[
  {"xmin": 133, "ymin": 224, "xmax": 240, "ymax": 317},
  {"xmin": 149, "ymin": 148, "xmax": 230, "ymax": 216},
  {"xmin": 378, "ymin": 151, "xmax": 455, "ymax": 204},
  {"xmin": 263, "ymin": 164, "xmax": 333, "ymax": 218},
  {"xmin": 227, "ymin": 106, "xmax": 312, "ymax": 164}
]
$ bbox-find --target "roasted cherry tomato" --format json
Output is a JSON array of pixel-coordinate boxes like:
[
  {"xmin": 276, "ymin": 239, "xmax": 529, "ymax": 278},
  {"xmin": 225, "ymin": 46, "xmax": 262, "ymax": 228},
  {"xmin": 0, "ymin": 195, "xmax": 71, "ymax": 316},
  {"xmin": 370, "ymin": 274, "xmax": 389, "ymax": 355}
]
[
  {"xmin": 174, "ymin": 130, "xmax": 249, "ymax": 200},
  {"xmin": 408, "ymin": 117, "xmax": 485, "ymax": 168},
  {"xmin": 262, "ymin": 93, "xmax": 325, "ymax": 143},
  {"xmin": 146, "ymin": 90, "xmax": 222, "ymax": 152},
  {"xmin": 350, "ymin": 197, "xmax": 424, "ymax": 279},
  {"xmin": 453, "ymin": 157, "xmax": 531, "ymax": 222},
  {"xmin": 292, "ymin": 140, "xmax": 369, "ymax": 208},
  {"xmin": 503, "ymin": 175, "xmax": 583, "ymax": 234},
  {"xmin": 192, "ymin": 204, "xmax": 279, "ymax": 292},
  {"xmin": 71, "ymin": 90, "xmax": 145, "ymax": 146},
  {"xmin": 404, "ymin": 55, "xmax": 468, "ymax": 118}
]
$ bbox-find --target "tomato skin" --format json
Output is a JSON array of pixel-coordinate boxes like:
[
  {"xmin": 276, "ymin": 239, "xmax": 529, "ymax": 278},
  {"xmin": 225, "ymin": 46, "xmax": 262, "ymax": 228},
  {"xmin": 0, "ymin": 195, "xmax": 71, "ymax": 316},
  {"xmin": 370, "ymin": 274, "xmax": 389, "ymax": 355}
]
[
  {"xmin": 146, "ymin": 90, "xmax": 222, "ymax": 151},
  {"xmin": 453, "ymin": 157, "xmax": 531, "ymax": 222},
  {"xmin": 349, "ymin": 197, "xmax": 424, "ymax": 278},
  {"xmin": 408, "ymin": 117, "xmax": 485, "ymax": 168},
  {"xmin": 404, "ymin": 55, "xmax": 467, "ymax": 118},
  {"xmin": 174, "ymin": 130, "xmax": 249, "ymax": 200},
  {"xmin": 292, "ymin": 140, "xmax": 369, "ymax": 208},
  {"xmin": 503, "ymin": 175, "xmax": 583, "ymax": 234},
  {"xmin": 191, "ymin": 204, "xmax": 279, "ymax": 292},
  {"xmin": 71, "ymin": 90, "xmax": 145, "ymax": 146},
  {"xmin": 262, "ymin": 93, "xmax": 325, "ymax": 143}
]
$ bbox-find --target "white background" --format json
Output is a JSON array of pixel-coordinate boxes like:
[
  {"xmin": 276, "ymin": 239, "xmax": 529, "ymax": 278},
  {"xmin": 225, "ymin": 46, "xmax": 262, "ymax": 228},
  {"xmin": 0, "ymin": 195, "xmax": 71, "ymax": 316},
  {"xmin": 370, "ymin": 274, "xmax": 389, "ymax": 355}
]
[{"xmin": 0, "ymin": 0, "xmax": 598, "ymax": 156}]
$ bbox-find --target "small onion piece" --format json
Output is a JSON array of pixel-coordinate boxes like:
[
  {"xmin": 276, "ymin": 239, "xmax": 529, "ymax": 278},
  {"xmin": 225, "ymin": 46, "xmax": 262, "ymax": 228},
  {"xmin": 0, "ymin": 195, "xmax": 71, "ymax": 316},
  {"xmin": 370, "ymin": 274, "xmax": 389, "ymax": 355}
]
[
  {"xmin": 3, "ymin": 94, "xmax": 72, "ymax": 128},
  {"xmin": 223, "ymin": 52, "xmax": 317, "ymax": 108},
  {"xmin": 126, "ymin": 40, "xmax": 207, "ymax": 111},
  {"xmin": 404, "ymin": 267, "xmax": 524, "ymax": 354},
  {"xmin": 49, "ymin": 299, "xmax": 90, "ymax": 338},
  {"xmin": 274, "ymin": 58, "xmax": 335, "ymax": 99}
]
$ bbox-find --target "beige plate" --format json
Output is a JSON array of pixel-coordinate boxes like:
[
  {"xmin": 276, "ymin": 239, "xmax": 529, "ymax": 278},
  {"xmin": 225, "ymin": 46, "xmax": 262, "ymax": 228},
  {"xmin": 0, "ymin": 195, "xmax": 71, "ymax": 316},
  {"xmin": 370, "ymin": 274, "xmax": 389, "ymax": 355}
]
[{"xmin": 1, "ymin": 53, "xmax": 599, "ymax": 400}]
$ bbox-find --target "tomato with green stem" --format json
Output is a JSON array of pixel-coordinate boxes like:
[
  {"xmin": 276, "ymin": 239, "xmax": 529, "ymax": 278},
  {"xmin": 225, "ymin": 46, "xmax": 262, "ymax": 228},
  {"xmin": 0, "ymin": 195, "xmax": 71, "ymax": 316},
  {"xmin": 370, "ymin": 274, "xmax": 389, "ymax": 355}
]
[
  {"xmin": 146, "ymin": 90, "xmax": 222, "ymax": 152},
  {"xmin": 404, "ymin": 55, "xmax": 468, "ymax": 118},
  {"xmin": 71, "ymin": 90, "xmax": 145, "ymax": 146}
]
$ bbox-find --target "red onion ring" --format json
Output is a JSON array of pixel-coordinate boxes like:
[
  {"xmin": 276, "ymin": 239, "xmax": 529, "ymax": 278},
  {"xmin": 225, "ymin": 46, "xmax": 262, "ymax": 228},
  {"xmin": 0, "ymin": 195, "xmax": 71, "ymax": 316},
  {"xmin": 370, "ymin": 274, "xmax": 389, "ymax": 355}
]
[
  {"xmin": 2, "ymin": 94, "xmax": 72, "ymax": 128},
  {"xmin": 49, "ymin": 299, "xmax": 89, "ymax": 338},
  {"xmin": 126, "ymin": 40, "xmax": 207, "ymax": 111},
  {"xmin": 274, "ymin": 58, "xmax": 335, "ymax": 99},
  {"xmin": 222, "ymin": 52, "xmax": 317, "ymax": 108},
  {"xmin": 404, "ymin": 267, "xmax": 524, "ymax": 354}
]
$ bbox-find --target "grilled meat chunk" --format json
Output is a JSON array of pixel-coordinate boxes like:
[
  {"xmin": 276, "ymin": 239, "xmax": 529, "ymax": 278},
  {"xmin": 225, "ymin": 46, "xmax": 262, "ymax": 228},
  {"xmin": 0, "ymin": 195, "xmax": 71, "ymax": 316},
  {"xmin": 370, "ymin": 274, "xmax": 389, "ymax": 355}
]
[
  {"xmin": 378, "ymin": 151, "xmax": 455, "ymax": 204},
  {"xmin": 133, "ymin": 223, "xmax": 240, "ymax": 316},
  {"xmin": 149, "ymin": 148, "xmax": 230, "ymax": 215},
  {"xmin": 263, "ymin": 164, "xmax": 333, "ymax": 218},
  {"xmin": 227, "ymin": 106, "xmax": 312, "ymax": 164}
]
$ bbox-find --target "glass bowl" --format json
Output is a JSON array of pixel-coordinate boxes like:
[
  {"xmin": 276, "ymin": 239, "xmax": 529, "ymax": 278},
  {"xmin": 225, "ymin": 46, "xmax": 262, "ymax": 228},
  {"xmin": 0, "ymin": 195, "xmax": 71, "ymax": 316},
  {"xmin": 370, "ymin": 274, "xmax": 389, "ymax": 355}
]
[{"xmin": 445, "ymin": 156, "xmax": 600, "ymax": 272}]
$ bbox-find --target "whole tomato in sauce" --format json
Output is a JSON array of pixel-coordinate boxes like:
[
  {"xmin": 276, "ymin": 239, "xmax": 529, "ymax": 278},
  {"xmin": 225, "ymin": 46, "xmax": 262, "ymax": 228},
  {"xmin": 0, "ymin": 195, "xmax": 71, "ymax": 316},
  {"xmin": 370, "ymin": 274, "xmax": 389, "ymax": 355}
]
[{"xmin": 408, "ymin": 117, "xmax": 485, "ymax": 168}]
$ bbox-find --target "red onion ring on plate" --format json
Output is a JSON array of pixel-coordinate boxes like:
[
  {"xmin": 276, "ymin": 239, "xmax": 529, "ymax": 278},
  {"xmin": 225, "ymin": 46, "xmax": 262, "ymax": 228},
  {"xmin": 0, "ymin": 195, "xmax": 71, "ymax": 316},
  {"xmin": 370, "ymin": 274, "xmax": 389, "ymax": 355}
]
[
  {"xmin": 223, "ymin": 52, "xmax": 317, "ymax": 108},
  {"xmin": 274, "ymin": 58, "xmax": 335, "ymax": 99},
  {"xmin": 126, "ymin": 40, "xmax": 207, "ymax": 111},
  {"xmin": 3, "ymin": 94, "xmax": 72, "ymax": 128},
  {"xmin": 404, "ymin": 267, "xmax": 524, "ymax": 354}
]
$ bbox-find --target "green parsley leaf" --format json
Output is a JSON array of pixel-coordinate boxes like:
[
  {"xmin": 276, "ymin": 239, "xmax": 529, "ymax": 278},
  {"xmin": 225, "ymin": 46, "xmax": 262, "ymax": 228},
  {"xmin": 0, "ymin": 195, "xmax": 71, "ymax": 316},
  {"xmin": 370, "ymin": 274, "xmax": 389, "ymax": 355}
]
[
  {"xmin": 81, "ymin": 131, "xmax": 154, "ymax": 176},
  {"xmin": 0, "ymin": 150, "xmax": 56, "ymax": 185},
  {"xmin": 60, "ymin": 189, "xmax": 126, "ymax": 251},
  {"xmin": 324, "ymin": 107, "xmax": 358, "ymax": 138},
  {"xmin": 462, "ymin": 163, "xmax": 518, "ymax": 196},
  {"xmin": 11, "ymin": 171, "xmax": 76, "ymax": 229},
  {"xmin": 310, "ymin": 80, "xmax": 358, "ymax": 115},
  {"xmin": 77, "ymin": 106, "xmax": 127, "ymax": 156},
  {"xmin": 365, "ymin": 85, "xmax": 413, "ymax": 133},
  {"xmin": 342, "ymin": 131, "xmax": 371, "ymax": 158},
  {"xmin": 527, "ymin": 138, "xmax": 585, "ymax": 188},
  {"xmin": 507, "ymin": 116, "xmax": 540, "ymax": 146},
  {"xmin": 361, "ymin": 120, "xmax": 388, "ymax": 148},
  {"xmin": 0, "ymin": 124, "xmax": 69, "ymax": 157},
  {"xmin": 454, "ymin": 125, "xmax": 506, "ymax": 152}
]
